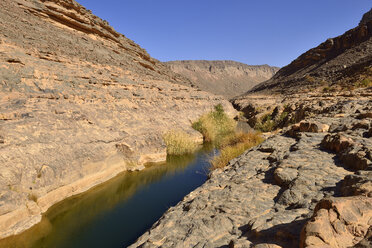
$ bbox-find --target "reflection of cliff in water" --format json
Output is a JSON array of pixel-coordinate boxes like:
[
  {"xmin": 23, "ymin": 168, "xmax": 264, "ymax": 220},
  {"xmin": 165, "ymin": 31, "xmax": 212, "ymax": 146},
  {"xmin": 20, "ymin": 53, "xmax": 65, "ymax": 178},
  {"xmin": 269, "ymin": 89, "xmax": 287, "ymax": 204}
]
[{"xmin": 0, "ymin": 146, "xmax": 213, "ymax": 248}]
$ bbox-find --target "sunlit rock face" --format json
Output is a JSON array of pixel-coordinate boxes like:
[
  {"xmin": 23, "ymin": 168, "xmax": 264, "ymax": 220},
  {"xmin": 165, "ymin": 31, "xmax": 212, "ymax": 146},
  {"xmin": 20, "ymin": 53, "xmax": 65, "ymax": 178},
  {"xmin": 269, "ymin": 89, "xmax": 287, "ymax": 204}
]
[{"xmin": 0, "ymin": 0, "xmax": 236, "ymax": 238}]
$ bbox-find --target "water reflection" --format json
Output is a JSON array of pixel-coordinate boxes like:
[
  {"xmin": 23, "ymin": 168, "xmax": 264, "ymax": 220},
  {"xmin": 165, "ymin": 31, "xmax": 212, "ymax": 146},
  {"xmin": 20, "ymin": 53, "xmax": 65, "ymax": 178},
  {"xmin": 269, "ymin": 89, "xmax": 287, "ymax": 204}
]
[{"xmin": 1, "ymin": 145, "xmax": 214, "ymax": 248}]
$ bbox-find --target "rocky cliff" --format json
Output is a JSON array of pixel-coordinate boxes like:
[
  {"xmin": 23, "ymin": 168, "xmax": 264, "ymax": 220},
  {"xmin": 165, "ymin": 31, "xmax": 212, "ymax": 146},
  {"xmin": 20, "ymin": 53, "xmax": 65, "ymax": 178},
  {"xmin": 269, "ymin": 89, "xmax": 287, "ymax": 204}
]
[
  {"xmin": 166, "ymin": 60, "xmax": 279, "ymax": 99},
  {"xmin": 360, "ymin": 8, "xmax": 372, "ymax": 25},
  {"xmin": 0, "ymin": 0, "xmax": 235, "ymax": 239},
  {"xmin": 248, "ymin": 8, "xmax": 372, "ymax": 94}
]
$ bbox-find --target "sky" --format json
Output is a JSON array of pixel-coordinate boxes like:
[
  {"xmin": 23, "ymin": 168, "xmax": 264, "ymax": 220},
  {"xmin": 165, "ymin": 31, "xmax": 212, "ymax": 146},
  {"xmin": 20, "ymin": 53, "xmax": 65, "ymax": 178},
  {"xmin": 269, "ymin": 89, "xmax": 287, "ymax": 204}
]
[{"xmin": 76, "ymin": 0, "xmax": 371, "ymax": 67}]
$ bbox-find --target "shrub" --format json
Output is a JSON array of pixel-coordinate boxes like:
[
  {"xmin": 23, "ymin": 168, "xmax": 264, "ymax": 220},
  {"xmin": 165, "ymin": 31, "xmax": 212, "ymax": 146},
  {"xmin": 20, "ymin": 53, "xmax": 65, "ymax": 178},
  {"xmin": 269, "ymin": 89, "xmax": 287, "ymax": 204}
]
[
  {"xmin": 255, "ymin": 113, "xmax": 275, "ymax": 132},
  {"xmin": 163, "ymin": 130, "xmax": 198, "ymax": 155},
  {"xmin": 192, "ymin": 104, "xmax": 236, "ymax": 142},
  {"xmin": 278, "ymin": 111, "xmax": 288, "ymax": 122},
  {"xmin": 357, "ymin": 78, "xmax": 372, "ymax": 88},
  {"xmin": 322, "ymin": 86, "xmax": 330, "ymax": 92},
  {"xmin": 210, "ymin": 132, "xmax": 263, "ymax": 170}
]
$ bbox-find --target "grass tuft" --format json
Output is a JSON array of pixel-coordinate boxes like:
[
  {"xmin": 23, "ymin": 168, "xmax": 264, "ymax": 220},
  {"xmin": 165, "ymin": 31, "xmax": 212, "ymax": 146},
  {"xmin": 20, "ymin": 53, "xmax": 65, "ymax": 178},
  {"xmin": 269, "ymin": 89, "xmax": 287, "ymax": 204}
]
[
  {"xmin": 210, "ymin": 132, "xmax": 264, "ymax": 170},
  {"xmin": 192, "ymin": 104, "xmax": 236, "ymax": 142},
  {"xmin": 255, "ymin": 113, "xmax": 275, "ymax": 132},
  {"xmin": 163, "ymin": 130, "xmax": 198, "ymax": 155}
]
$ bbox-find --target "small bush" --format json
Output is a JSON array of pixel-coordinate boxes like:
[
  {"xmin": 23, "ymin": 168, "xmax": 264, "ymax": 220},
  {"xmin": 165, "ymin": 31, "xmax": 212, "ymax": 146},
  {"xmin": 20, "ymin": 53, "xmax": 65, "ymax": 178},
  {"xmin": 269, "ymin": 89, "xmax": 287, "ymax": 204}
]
[
  {"xmin": 322, "ymin": 86, "xmax": 330, "ymax": 92},
  {"xmin": 255, "ymin": 113, "xmax": 275, "ymax": 132},
  {"xmin": 278, "ymin": 111, "xmax": 288, "ymax": 122},
  {"xmin": 357, "ymin": 78, "xmax": 372, "ymax": 88},
  {"xmin": 163, "ymin": 130, "xmax": 198, "ymax": 155},
  {"xmin": 192, "ymin": 104, "xmax": 236, "ymax": 142},
  {"xmin": 210, "ymin": 132, "xmax": 263, "ymax": 170}
]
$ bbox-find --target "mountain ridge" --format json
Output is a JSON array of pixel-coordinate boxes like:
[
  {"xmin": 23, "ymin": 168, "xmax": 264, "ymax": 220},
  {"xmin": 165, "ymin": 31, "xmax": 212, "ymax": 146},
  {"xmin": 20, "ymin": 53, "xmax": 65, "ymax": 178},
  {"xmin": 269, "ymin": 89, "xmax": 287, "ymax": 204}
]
[
  {"xmin": 166, "ymin": 60, "xmax": 279, "ymax": 98},
  {"xmin": 245, "ymin": 8, "xmax": 372, "ymax": 95}
]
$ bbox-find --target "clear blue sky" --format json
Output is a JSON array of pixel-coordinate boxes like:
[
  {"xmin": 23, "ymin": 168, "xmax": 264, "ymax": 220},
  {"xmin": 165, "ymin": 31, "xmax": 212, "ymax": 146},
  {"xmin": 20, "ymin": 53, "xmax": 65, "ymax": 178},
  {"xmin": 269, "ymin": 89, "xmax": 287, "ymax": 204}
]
[{"xmin": 76, "ymin": 0, "xmax": 371, "ymax": 67}]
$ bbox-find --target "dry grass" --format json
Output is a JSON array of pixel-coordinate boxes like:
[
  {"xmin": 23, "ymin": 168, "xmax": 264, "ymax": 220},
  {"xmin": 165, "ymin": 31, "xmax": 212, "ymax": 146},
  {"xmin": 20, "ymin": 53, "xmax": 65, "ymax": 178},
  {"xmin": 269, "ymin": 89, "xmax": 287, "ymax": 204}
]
[
  {"xmin": 210, "ymin": 132, "xmax": 264, "ymax": 170},
  {"xmin": 163, "ymin": 130, "xmax": 198, "ymax": 155},
  {"xmin": 192, "ymin": 104, "xmax": 236, "ymax": 142},
  {"xmin": 356, "ymin": 78, "xmax": 372, "ymax": 88}
]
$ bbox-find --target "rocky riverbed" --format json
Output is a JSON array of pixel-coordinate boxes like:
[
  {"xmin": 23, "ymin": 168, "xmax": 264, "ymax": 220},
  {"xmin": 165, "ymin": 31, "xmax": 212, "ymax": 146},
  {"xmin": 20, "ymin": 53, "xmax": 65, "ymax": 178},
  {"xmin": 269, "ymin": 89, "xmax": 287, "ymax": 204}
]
[{"xmin": 130, "ymin": 92, "xmax": 372, "ymax": 248}]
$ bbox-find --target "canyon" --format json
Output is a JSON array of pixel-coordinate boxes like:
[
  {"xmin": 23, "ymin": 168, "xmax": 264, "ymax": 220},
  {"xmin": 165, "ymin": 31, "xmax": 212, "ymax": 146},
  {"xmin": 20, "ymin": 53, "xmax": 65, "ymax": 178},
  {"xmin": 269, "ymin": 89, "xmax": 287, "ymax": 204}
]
[
  {"xmin": 131, "ymin": 8, "xmax": 372, "ymax": 248},
  {"xmin": 0, "ymin": 0, "xmax": 371, "ymax": 247}
]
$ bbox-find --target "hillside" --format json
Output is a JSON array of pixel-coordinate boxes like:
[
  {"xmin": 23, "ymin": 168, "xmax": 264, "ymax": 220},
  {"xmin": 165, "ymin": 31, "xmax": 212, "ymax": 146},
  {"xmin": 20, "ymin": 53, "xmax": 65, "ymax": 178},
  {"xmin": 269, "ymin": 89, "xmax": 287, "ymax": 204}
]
[
  {"xmin": 0, "ymin": 0, "xmax": 235, "ymax": 238},
  {"xmin": 246, "ymin": 8, "xmax": 372, "ymax": 95},
  {"xmin": 166, "ymin": 60, "xmax": 279, "ymax": 99}
]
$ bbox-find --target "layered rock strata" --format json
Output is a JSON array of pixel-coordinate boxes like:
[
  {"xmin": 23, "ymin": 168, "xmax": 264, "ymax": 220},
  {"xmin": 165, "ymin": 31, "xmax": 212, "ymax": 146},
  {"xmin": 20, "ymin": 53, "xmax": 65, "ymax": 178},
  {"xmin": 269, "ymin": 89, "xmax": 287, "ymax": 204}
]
[{"xmin": 0, "ymin": 0, "xmax": 235, "ymax": 238}]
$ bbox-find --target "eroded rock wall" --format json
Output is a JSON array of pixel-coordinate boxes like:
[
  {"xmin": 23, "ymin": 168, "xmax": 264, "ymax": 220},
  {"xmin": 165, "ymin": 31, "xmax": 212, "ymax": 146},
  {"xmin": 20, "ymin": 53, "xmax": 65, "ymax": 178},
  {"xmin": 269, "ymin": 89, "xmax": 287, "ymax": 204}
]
[{"xmin": 0, "ymin": 0, "xmax": 235, "ymax": 238}]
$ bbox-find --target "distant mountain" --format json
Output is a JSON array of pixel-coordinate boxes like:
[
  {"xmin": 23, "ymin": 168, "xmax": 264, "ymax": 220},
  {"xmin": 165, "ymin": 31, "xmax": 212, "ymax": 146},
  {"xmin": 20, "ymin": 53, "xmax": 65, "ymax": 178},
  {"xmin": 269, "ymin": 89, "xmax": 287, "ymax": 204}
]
[
  {"xmin": 166, "ymin": 60, "xmax": 279, "ymax": 99},
  {"xmin": 247, "ymin": 8, "xmax": 372, "ymax": 95}
]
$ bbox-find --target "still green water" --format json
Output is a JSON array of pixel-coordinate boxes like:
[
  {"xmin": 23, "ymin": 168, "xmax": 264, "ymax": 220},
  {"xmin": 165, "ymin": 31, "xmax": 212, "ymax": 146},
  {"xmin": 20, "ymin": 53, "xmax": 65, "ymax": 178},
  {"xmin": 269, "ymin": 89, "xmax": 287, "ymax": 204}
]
[{"xmin": 0, "ymin": 146, "xmax": 215, "ymax": 248}]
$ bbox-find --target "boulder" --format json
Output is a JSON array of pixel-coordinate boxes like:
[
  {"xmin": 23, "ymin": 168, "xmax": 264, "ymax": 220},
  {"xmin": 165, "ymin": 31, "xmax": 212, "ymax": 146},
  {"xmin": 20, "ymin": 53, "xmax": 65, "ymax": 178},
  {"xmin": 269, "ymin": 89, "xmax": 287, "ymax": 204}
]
[{"xmin": 301, "ymin": 197, "xmax": 372, "ymax": 248}]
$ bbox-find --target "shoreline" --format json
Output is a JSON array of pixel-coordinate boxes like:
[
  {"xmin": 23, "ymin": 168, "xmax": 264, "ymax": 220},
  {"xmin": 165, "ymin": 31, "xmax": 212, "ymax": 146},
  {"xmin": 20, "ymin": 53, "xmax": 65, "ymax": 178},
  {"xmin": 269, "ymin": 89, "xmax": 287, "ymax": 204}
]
[{"xmin": 0, "ymin": 152, "xmax": 166, "ymax": 240}]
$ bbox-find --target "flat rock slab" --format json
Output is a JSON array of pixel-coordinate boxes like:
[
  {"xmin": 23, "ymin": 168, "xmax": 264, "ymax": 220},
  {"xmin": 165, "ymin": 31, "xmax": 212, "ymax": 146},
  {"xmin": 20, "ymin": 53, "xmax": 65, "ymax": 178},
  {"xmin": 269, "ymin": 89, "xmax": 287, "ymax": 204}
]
[{"xmin": 130, "ymin": 99, "xmax": 372, "ymax": 248}]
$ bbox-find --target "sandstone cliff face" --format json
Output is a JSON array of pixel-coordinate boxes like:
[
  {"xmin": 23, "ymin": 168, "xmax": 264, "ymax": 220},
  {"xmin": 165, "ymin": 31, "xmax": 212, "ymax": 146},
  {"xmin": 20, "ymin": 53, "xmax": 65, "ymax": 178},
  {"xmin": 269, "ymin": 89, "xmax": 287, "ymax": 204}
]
[
  {"xmin": 166, "ymin": 60, "xmax": 279, "ymax": 99},
  {"xmin": 248, "ymin": 11, "xmax": 372, "ymax": 94},
  {"xmin": 0, "ymin": 0, "xmax": 235, "ymax": 238}
]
